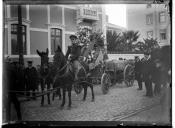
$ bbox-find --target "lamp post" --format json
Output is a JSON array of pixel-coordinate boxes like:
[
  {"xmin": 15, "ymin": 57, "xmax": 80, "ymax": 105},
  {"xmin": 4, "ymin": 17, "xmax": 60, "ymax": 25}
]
[{"xmin": 17, "ymin": 5, "xmax": 24, "ymax": 65}]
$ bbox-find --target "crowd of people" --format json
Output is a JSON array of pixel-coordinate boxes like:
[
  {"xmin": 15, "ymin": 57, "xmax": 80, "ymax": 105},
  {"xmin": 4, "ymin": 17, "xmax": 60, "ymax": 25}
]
[{"xmin": 134, "ymin": 52, "xmax": 170, "ymax": 98}]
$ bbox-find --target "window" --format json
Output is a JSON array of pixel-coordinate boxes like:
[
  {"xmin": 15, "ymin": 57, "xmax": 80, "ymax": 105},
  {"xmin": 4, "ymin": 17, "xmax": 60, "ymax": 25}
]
[
  {"xmin": 51, "ymin": 28, "xmax": 62, "ymax": 55},
  {"xmin": 11, "ymin": 24, "xmax": 27, "ymax": 55},
  {"xmin": 146, "ymin": 14, "xmax": 153, "ymax": 25},
  {"xmin": 160, "ymin": 29, "xmax": 166, "ymax": 40},
  {"xmin": 147, "ymin": 31, "xmax": 153, "ymax": 39},
  {"xmin": 146, "ymin": 4, "xmax": 152, "ymax": 8},
  {"xmin": 159, "ymin": 12, "xmax": 166, "ymax": 23}
]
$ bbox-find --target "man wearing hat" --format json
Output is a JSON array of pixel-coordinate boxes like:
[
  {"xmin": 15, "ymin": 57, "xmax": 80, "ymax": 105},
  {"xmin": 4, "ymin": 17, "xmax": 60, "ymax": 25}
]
[
  {"xmin": 25, "ymin": 60, "xmax": 38, "ymax": 100},
  {"xmin": 134, "ymin": 56, "xmax": 143, "ymax": 90},
  {"xmin": 65, "ymin": 34, "xmax": 82, "ymax": 81},
  {"xmin": 141, "ymin": 52, "xmax": 153, "ymax": 97}
]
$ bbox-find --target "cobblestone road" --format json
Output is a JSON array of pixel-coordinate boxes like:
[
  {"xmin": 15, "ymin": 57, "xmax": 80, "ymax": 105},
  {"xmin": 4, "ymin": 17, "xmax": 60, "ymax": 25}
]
[
  {"xmin": 10, "ymin": 82, "xmax": 163, "ymax": 121},
  {"xmin": 121, "ymin": 104, "xmax": 171, "ymax": 125}
]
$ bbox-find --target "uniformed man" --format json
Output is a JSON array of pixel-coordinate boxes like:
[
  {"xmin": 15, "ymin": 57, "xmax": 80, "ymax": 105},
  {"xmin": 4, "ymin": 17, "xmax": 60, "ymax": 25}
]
[
  {"xmin": 25, "ymin": 60, "xmax": 38, "ymax": 100},
  {"xmin": 142, "ymin": 52, "xmax": 153, "ymax": 97},
  {"xmin": 134, "ymin": 56, "xmax": 143, "ymax": 90},
  {"xmin": 65, "ymin": 35, "xmax": 82, "ymax": 81}
]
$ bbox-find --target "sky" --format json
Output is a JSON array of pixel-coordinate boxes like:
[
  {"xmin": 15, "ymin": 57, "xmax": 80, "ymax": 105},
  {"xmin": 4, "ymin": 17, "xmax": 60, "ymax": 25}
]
[{"xmin": 105, "ymin": 4, "xmax": 127, "ymax": 28}]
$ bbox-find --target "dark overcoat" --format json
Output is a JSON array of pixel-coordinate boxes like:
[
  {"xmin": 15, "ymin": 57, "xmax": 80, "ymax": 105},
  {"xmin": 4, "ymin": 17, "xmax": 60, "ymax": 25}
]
[
  {"xmin": 141, "ymin": 58, "xmax": 153, "ymax": 82},
  {"xmin": 25, "ymin": 67, "xmax": 38, "ymax": 90},
  {"xmin": 65, "ymin": 45, "xmax": 82, "ymax": 61}
]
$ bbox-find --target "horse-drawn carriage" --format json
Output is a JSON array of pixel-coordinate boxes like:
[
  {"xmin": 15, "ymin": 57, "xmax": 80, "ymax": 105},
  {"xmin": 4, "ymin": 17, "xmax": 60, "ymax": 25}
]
[
  {"xmin": 36, "ymin": 46, "xmax": 136, "ymax": 107},
  {"xmin": 74, "ymin": 51, "xmax": 135, "ymax": 95}
]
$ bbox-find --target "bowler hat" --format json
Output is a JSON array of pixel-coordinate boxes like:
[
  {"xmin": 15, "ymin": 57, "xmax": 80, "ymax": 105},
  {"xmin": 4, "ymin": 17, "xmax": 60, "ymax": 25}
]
[{"xmin": 69, "ymin": 35, "xmax": 77, "ymax": 39}]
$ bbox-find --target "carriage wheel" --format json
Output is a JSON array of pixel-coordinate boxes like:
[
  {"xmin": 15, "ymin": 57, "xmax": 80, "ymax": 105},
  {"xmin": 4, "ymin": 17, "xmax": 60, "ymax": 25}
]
[
  {"xmin": 74, "ymin": 83, "xmax": 83, "ymax": 95},
  {"xmin": 101, "ymin": 73, "xmax": 111, "ymax": 94},
  {"xmin": 123, "ymin": 64, "xmax": 135, "ymax": 87}
]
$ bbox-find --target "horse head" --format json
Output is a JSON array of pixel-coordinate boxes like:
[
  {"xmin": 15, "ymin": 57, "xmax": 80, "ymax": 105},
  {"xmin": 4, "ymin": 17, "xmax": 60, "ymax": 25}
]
[{"xmin": 53, "ymin": 46, "xmax": 66, "ymax": 69}]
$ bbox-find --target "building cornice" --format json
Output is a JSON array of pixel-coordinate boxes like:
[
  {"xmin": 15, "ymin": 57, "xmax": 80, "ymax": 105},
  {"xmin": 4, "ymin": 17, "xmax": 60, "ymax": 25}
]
[
  {"xmin": 45, "ymin": 23, "xmax": 65, "ymax": 28},
  {"xmin": 5, "ymin": 17, "xmax": 32, "ymax": 24}
]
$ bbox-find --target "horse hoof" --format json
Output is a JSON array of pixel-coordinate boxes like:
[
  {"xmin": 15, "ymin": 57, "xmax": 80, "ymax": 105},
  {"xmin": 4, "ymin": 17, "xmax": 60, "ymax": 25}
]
[
  {"xmin": 67, "ymin": 106, "xmax": 71, "ymax": 110},
  {"xmin": 82, "ymin": 99, "xmax": 86, "ymax": 101},
  {"xmin": 91, "ymin": 99, "xmax": 95, "ymax": 102},
  {"xmin": 60, "ymin": 106, "xmax": 64, "ymax": 109},
  {"xmin": 41, "ymin": 104, "xmax": 44, "ymax": 107}
]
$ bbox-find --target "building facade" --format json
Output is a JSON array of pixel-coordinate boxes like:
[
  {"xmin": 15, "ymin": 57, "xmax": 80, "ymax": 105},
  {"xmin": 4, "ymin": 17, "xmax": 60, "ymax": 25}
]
[
  {"xmin": 106, "ymin": 23, "xmax": 126, "ymax": 34},
  {"xmin": 4, "ymin": 4, "xmax": 107, "ymax": 66},
  {"xmin": 126, "ymin": 4, "xmax": 170, "ymax": 47}
]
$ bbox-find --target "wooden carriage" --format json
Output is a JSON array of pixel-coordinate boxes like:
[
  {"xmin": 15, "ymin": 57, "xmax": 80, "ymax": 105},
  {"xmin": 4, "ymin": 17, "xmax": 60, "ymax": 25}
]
[{"xmin": 101, "ymin": 59, "xmax": 135, "ymax": 94}]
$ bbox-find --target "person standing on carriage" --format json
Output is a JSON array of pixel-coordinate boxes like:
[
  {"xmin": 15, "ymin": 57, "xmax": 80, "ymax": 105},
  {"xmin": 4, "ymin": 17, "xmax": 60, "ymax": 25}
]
[
  {"xmin": 141, "ymin": 52, "xmax": 153, "ymax": 97},
  {"xmin": 25, "ymin": 60, "xmax": 38, "ymax": 100},
  {"xmin": 65, "ymin": 34, "xmax": 82, "ymax": 81},
  {"xmin": 134, "ymin": 56, "xmax": 143, "ymax": 90}
]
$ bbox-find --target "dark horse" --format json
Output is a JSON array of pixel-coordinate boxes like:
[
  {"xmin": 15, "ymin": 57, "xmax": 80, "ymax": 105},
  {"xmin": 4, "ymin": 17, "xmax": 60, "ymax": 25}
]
[
  {"xmin": 52, "ymin": 46, "xmax": 94, "ymax": 108},
  {"xmin": 36, "ymin": 48, "xmax": 53, "ymax": 106}
]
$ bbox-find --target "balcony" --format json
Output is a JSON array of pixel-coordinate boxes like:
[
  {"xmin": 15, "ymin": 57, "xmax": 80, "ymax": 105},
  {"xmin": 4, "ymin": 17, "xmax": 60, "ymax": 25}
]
[{"xmin": 77, "ymin": 7, "xmax": 99, "ymax": 22}]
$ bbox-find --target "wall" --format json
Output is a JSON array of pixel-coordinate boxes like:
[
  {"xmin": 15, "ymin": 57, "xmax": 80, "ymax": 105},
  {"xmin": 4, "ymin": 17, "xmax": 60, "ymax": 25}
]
[
  {"xmin": 50, "ymin": 5, "xmax": 62, "ymax": 24},
  {"xmin": 10, "ymin": 5, "xmax": 27, "ymax": 19},
  {"xmin": 4, "ymin": 28, "xmax": 8, "ymax": 54},
  {"xmin": 108, "ymin": 54, "xmax": 144, "ymax": 60},
  {"xmin": 29, "ymin": 5, "xmax": 47, "ymax": 29},
  {"xmin": 65, "ymin": 8, "xmax": 77, "ymax": 31}
]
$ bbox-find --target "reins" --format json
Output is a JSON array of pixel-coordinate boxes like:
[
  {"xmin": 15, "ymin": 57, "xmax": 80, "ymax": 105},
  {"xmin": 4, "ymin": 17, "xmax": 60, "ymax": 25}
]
[{"xmin": 56, "ymin": 62, "xmax": 69, "ymax": 74}]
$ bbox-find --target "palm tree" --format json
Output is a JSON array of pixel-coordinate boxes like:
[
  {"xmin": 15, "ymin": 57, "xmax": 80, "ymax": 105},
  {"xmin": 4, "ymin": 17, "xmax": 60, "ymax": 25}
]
[
  {"xmin": 106, "ymin": 30, "xmax": 120, "ymax": 52},
  {"xmin": 143, "ymin": 38, "xmax": 160, "ymax": 53},
  {"xmin": 120, "ymin": 30, "xmax": 140, "ymax": 52},
  {"xmin": 134, "ymin": 38, "xmax": 160, "ymax": 53}
]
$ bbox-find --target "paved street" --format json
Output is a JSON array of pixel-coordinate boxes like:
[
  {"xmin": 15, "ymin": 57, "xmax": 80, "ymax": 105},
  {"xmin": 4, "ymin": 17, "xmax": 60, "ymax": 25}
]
[
  {"xmin": 121, "ymin": 104, "xmax": 171, "ymax": 125},
  {"xmin": 9, "ymin": 81, "xmax": 170, "ymax": 123}
]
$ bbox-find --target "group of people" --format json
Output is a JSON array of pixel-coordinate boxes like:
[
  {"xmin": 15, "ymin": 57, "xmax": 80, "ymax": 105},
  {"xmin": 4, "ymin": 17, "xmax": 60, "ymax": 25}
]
[
  {"xmin": 4, "ymin": 59, "xmax": 43, "ymax": 121},
  {"xmin": 134, "ymin": 52, "xmax": 168, "ymax": 97}
]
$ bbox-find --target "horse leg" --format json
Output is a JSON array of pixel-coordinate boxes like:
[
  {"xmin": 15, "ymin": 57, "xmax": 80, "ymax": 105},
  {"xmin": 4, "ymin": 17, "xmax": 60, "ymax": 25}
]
[
  {"xmin": 52, "ymin": 82, "xmax": 55, "ymax": 101},
  {"xmin": 40, "ymin": 81, "xmax": 44, "ymax": 106},
  {"xmin": 82, "ymin": 84, "xmax": 87, "ymax": 101},
  {"xmin": 47, "ymin": 83, "xmax": 51, "ymax": 105},
  {"xmin": 52, "ymin": 92, "xmax": 55, "ymax": 101},
  {"xmin": 56, "ymin": 88, "xmax": 61, "ymax": 100},
  {"xmin": 68, "ymin": 88, "xmax": 72, "ymax": 108},
  {"xmin": 61, "ymin": 89, "xmax": 66, "ymax": 107},
  {"xmin": 89, "ymin": 84, "xmax": 95, "ymax": 102}
]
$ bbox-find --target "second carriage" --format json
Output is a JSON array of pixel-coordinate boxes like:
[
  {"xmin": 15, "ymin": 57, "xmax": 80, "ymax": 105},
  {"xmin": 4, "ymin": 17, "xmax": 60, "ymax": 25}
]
[{"xmin": 101, "ymin": 59, "xmax": 135, "ymax": 94}]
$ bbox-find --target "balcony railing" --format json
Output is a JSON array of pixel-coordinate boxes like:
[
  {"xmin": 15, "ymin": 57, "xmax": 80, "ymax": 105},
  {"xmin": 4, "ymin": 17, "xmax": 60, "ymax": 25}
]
[{"xmin": 77, "ymin": 7, "xmax": 99, "ymax": 21}]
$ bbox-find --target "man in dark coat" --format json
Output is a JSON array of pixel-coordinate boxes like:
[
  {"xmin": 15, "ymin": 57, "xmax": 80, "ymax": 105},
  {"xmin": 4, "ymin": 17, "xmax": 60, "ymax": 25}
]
[
  {"xmin": 25, "ymin": 60, "xmax": 38, "ymax": 100},
  {"xmin": 65, "ymin": 35, "xmax": 82, "ymax": 81},
  {"xmin": 4, "ymin": 60, "xmax": 22, "ymax": 121},
  {"xmin": 134, "ymin": 56, "xmax": 143, "ymax": 90},
  {"xmin": 141, "ymin": 52, "xmax": 153, "ymax": 97}
]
